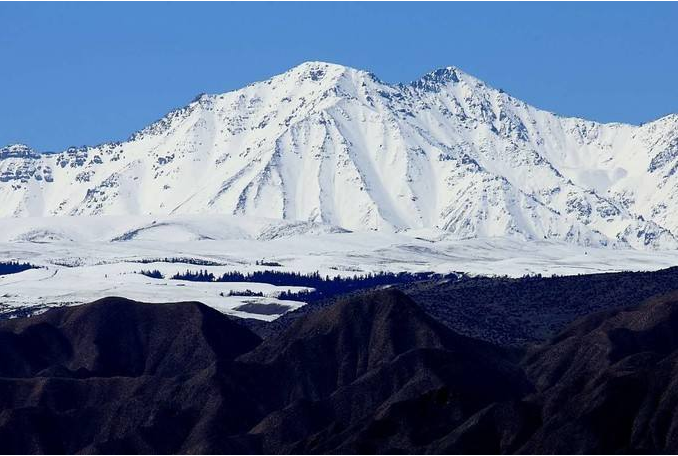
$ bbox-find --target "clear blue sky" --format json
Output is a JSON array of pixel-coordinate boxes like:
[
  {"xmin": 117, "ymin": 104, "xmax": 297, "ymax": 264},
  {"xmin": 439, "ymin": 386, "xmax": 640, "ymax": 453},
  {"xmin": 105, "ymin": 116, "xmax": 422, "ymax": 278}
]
[{"xmin": 2, "ymin": 2, "xmax": 677, "ymax": 151}]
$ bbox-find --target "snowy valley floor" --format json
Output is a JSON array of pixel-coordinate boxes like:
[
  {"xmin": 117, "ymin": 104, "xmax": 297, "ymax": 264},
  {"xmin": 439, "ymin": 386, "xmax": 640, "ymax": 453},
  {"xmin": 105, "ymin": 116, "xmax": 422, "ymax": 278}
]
[{"xmin": 2, "ymin": 214, "xmax": 678, "ymax": 320}]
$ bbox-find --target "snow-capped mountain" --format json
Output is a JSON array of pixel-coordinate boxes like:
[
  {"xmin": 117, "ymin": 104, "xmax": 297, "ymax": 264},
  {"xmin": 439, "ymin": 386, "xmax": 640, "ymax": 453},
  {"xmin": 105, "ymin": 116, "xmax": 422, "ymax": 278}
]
[{"xmin": 2, "ymin": 62, "xmax": 678, "ymax": 249}]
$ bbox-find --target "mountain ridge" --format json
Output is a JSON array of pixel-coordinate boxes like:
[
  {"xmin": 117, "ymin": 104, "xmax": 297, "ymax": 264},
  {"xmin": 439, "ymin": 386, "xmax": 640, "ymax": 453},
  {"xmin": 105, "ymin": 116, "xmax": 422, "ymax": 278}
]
[{"xmin": 2, "ymin": 61, "xmax": 678, "ymax": 249}]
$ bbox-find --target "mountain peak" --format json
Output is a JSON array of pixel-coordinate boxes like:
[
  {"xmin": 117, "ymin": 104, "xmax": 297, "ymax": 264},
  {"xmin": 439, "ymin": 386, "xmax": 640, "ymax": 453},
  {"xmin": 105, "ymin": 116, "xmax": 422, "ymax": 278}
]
[
  {"xmin": 0, "ymin": 143, "xmax": 39, "ymax": 159},
  {"xmin": 278, "ymin": 61, "xmax": 379, "ymax": 88},
  {"xmin": 285, "ymin": 61, "xmax": 353, "ymax": 80},
  {"xmin": 291, "ymin": 60, "xmax": 350, "ymax": 71},
  {"xmin": 411, "ymin": 66, "xmax": 465, "ymax": 91},
  {"xmin": 653, "ymin": 113, "xmax": 678, "ymax": 125},
  {"xmin": 1, "ymin": 143, "xmax": 33, "ymax": 152}
]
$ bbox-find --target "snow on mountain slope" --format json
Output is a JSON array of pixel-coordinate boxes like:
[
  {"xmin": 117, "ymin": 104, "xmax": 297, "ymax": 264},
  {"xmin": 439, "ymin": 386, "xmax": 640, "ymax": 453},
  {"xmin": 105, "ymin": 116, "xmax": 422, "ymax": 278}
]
[
  {"xmin": 2, "ymin": 62, "xmax": 677, "ymax": 249},
  {"xmin": 0, "ymin": 214, "xmax": 347, "ymax": 244}
]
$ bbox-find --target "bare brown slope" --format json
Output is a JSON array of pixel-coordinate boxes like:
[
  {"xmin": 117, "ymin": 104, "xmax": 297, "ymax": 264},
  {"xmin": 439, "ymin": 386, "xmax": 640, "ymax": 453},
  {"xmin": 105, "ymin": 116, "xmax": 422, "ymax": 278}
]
[
  {"xmin": 0, "ymin": 297, "xmax": 262, "ymax": 454},
  {"xmin": 516, "ymin": 291, "xmax": 678, "ymax": 453},
  {"xmin": 237, "ymin": 290, "xmax": 530, "ymax": 454}
]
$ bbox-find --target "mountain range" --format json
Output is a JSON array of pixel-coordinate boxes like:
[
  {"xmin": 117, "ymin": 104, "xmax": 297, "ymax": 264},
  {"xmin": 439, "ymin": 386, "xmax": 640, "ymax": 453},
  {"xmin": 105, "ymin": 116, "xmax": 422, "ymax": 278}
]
[{"xmin": 2, "ymin": 62, "xmax": 678, "ymax": 249}]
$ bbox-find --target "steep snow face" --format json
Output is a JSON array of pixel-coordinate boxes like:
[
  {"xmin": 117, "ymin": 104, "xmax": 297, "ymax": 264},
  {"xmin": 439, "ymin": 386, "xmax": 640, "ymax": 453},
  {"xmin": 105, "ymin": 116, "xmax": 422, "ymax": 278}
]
[{"xmin": 2, "ymin": 62, "xmax": 677, "ymax": 249}]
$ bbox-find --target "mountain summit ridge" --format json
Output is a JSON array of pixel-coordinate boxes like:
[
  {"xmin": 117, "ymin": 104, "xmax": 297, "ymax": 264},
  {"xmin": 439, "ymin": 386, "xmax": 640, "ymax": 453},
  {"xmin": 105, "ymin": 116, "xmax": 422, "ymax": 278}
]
[{"xmin": 2, "ymin": 61, "xmax": 678, "ymax": 249}]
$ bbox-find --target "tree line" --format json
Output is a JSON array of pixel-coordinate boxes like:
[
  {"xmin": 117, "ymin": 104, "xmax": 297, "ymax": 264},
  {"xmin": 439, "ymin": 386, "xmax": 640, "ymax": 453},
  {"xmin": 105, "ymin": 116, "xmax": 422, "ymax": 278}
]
[
  {"xmin": 167, "ymin": 269, "xmax": 458, "ymax": 302},
  {"xmin": 0, "ymin": 261, "xmax": 39, "ymax": 276}
]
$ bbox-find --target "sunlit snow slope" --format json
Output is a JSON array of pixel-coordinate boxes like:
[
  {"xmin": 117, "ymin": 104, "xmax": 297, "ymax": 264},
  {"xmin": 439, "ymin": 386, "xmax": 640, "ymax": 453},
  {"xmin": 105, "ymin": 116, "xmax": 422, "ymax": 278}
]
[{"xmin": 2, "ymin": 62, "xmax": 677, "ymax": 249}]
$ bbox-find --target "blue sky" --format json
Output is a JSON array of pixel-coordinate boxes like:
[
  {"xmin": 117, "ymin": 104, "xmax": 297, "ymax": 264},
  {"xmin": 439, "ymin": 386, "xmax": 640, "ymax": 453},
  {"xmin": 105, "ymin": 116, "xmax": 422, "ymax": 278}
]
[{"xmin": 1, "ymin": 2, "xmax": 677, "ymax": 151}]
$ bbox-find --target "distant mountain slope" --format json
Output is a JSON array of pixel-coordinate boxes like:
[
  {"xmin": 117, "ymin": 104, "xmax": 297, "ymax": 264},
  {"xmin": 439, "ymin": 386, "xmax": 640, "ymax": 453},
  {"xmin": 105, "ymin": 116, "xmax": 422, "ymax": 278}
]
[{"xmin": 2, "ymin": 62, "xmax": 678, "ymax": 249}]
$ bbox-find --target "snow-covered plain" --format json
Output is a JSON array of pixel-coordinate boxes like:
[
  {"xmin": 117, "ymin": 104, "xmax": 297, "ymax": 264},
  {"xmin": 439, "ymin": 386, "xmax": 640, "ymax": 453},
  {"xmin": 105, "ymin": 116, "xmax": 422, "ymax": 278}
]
[{"xmin": 1, "ymin": 214, "xmax": 678, "ymax": 320}]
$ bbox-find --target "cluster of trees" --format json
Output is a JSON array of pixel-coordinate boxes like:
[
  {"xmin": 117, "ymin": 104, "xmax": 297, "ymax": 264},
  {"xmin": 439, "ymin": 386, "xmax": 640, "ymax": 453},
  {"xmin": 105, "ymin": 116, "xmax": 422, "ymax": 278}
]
[
  {"xmin": 220, "ymin": 289, "xmax": 265, "ymax": 297},
  {"xmin": 168, "ymin": 268, "xmax": 456, "ymax": 303},
  {"xmin": 135, "ymin": 257, "xmax": 222, "ymax": 266},
  {"xmin": 276, "ymin": 271, "xmax": 453, "ymax": 302},
  {"xmin": 0, "ymin": 261, "xmax": 38, "ymax": 276},
  {"xmin": 172, "ymin": 269, "xmax": 216, "ymax": 282},
  {"xmin": 278, "ymin": 272, "xmax": 457, "ymax": 302},
  {"xmin": 255, "ymin": 260, "xmax": 283, "ymax": 267},
  {"xmin": 138, "ymin": 269, "xmax": 164, "ymax": 279},
  {"xmin": 217, "ymin": 270, "xmax": 330, "ymax": 287}
]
